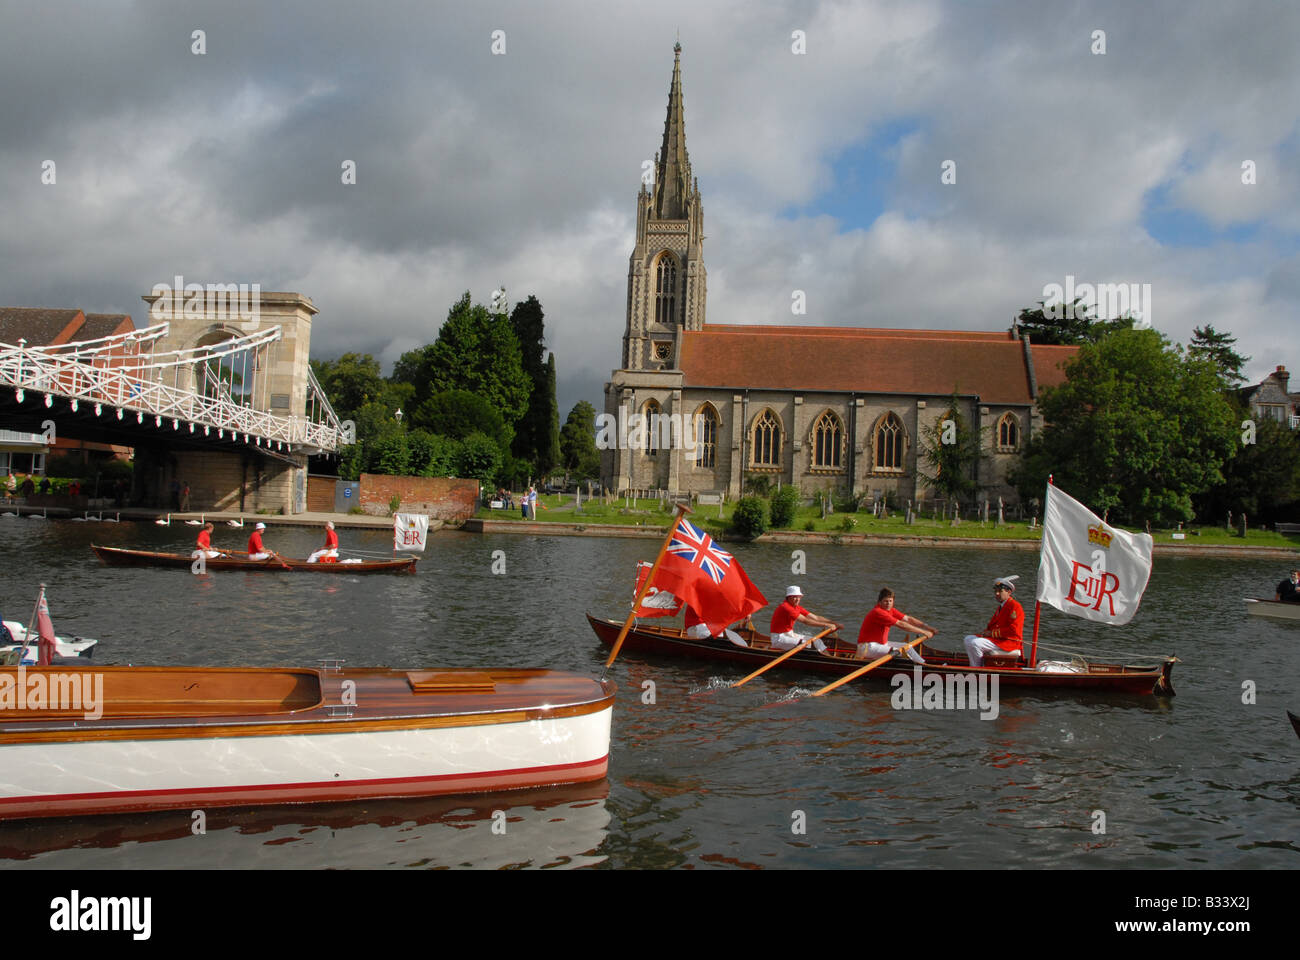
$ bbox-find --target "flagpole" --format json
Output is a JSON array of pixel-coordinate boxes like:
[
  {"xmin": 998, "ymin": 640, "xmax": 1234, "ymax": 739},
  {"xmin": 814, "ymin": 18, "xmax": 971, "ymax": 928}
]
[
  {"xmin": 1031, "ymin": 475, "xmax": 1052, "ymax": 666},
  {"xmin": 20, "ymin": 583, "xmax": 44, "ymax": 666},
  {"xmin": 605, "ymin": 502, "xmax": 691, "ymax": 670}
]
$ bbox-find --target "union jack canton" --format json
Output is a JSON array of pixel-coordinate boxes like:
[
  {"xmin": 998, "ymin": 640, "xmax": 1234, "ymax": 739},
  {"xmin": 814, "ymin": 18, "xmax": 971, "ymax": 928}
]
[{"xmin": 667, "ymin": 519, "xmax": 733, "ymax": 584}]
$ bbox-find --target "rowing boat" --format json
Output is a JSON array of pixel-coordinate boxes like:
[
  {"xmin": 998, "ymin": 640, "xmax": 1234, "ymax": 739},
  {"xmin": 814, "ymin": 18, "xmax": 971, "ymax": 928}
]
[
  {"xmin": 0, "ymin": 664, "xmax": 614, "ymax": 820},
  {"xmin": 1243, "ymin": 598, "xmax": 1300, "ymax": 621},
  {"xmin": 587, "ymin": 614, "xmax": 1176, "ymax": 696},
  {"xmin": 91, "ymin": 545, "xmax": 417, "ymax": 574},
  {"xmin": 1289, "ymin": 710, "xmax": 1300, "ymax": 740},
  {"xmin": 1, "ymin": 620, "xmax": 97, "ymax": 665}
]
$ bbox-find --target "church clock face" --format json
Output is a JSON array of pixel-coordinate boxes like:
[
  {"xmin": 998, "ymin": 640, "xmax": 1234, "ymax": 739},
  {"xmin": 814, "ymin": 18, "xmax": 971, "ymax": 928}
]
[{"xmin": 653, "ymin": 341, "xmax": 673, "ymax": 363}]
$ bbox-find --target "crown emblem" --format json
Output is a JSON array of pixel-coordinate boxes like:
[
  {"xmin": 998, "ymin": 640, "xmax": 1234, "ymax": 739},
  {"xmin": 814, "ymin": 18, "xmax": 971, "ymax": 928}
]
[{"xmin": 1087, "ymin": 523, "xmax": 1113, "ymax": 548}]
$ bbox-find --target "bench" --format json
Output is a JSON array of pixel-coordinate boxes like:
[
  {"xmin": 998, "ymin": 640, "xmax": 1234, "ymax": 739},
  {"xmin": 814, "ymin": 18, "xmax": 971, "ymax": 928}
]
[{"xmin": 1276, "ymin": 523, "xmax": 1300, "ymax": 535}]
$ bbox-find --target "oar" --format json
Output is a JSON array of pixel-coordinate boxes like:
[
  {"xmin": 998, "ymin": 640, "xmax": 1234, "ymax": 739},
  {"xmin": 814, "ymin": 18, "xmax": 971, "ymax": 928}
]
[
  {"xmin": 732, "ymin": 626, "xmax": 836, "ymax": 688},
  {"xmin": 810, "ymin": 631, "xmax": 934, "ymax": 698}
]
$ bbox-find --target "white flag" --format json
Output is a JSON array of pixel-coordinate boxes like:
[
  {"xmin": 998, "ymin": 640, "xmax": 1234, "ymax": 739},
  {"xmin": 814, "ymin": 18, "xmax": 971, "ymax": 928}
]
[
  {"xmin": 1036, "ymin": 485, "xmax": 1152, "ymax": 626},
  {"xmin": 394, "ymin": 513, "xmax": 429, "ymax": 553}
]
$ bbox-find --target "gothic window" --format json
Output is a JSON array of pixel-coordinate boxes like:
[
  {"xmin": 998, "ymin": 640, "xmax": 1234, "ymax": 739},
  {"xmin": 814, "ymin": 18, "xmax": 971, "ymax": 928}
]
[
  {"xmin": 874, "ymin": 413, "xmax": 905, "ymax": 472},
  {"xmin": 695, "ymin": 404, "xmax": 718, "ymax": 468},
  {"xmin": 997, "ymin": 412, "xmax": 1020, "ymax": 452},
  {"xmin": 643, "ymin": 400, "xmax": 661, "ymax": 455},
  {"xmin": 751, "ymin": 409, "xmax": 782, "ymax": 468},
  {"xmin": 655, "ymin": 253, "xmax": 678, "ymax": 326},
  {"xmin": 811, "ymin": 411, "xmax": 844, "ymax": 470}
]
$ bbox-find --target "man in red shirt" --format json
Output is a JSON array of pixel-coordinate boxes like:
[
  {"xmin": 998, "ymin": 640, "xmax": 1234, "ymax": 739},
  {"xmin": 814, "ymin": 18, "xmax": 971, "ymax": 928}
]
[
  {"xmin": 195, "ymin": 521, "xmax": 221, "ymax": 559},
  {"xmin": 307, "ymin": 521, "xmax": 340, "ymax": 563},
  {"xmin": 857, "ymin": 587, "xmax": 933, "ymax": 663},
  {"xmin": 769, "ymin": 586, "xmax": 841, "ymax": 653},
  {"xmin": 247, "ymin": 522, "xmax": 270, "ymax": 560},
  {"xmin": 963, "ymin": 575, "xmax": 1025, "ymax": 666}
]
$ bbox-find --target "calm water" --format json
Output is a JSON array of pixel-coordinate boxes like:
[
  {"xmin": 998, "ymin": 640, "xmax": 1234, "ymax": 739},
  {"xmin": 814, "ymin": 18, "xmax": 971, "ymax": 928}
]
[{"xmin": 0, "ymin": 518, "xmax": 1296, "ymax": 869}]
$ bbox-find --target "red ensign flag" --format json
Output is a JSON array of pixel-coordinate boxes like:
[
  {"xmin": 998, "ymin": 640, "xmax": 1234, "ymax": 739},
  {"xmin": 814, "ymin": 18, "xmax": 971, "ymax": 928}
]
[{"xmin": 650, "ymin": 517, "xmax": 766, "ymax": 634}]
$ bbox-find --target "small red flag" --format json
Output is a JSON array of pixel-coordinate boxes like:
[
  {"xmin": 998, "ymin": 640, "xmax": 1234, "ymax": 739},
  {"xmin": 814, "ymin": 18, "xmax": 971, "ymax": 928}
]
[{"xmin": 36, "ymin": 592, "xmax": 57, "ymax": 667}]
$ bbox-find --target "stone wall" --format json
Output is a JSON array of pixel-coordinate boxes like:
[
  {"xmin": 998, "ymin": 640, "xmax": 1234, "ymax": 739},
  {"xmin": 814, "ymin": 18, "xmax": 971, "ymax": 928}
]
[{"xmin": 359, "ymin": 474, "xmax": 479, "ymax": 521}]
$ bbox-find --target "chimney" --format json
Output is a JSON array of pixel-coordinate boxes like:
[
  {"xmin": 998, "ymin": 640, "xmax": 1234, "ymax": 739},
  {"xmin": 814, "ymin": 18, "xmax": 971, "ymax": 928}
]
[{"xmin": 1276, "ymin": 365, "xmax": 1290, "ymax": 393}]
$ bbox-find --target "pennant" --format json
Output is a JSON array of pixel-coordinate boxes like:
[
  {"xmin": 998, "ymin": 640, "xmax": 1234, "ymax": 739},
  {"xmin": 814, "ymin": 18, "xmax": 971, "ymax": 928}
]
[{"xmin": 394, "ymin": 513, "xmax": 428, "ymax": 553}]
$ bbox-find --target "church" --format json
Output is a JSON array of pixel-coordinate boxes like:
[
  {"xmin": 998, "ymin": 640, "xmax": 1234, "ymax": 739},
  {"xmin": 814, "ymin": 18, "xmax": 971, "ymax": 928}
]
[{"xmin": 603, "ymin": 45, "xmax": 1076, "ymax": 506}]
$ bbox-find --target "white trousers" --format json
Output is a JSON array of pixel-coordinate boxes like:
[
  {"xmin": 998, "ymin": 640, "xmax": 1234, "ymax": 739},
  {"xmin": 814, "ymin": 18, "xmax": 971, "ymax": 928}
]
[
  {"xmin": 771, "ymin": 631, "xmax": 827, "ymax": 653},
  {"xmin": 858, "ymin": 640, "xmax": 925, "ymax": 664},
  {"xmin": 964, "ymin": 635, "xmax": 1020, "ymax": 666},
  {"xmin": 688, "ymin": 623, "xmax": 748, "ymax": 647},
  {"xmin": 307, "ymin": 548, "xmax": 339, "ymax": 563}
]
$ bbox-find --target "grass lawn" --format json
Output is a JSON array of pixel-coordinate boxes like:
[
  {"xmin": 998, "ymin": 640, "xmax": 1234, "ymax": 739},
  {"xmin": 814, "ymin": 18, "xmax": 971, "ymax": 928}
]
[{"xmin": 476, "ymin": 495, "xmax": 1300, "ymax": 547}]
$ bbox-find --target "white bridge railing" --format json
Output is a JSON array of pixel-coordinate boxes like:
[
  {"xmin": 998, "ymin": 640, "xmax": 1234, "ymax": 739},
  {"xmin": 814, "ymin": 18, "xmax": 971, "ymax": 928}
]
[{"xmin": 0, "ymin": 322, "xmax": 345, "ymax": 454}]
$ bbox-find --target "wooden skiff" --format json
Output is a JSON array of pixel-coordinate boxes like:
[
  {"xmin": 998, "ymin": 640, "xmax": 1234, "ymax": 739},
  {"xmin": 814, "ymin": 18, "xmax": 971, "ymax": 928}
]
[
  {"xmin": 92, "ymin": 545, "xmax": 417, "ymax": 574},
  {"xmin": 588, "ymin": 614, "xmax": 1175, "ymax": 696},
  {"xmin": 0, "ymin": 665, "xmax": 614, "ymax": 820}
]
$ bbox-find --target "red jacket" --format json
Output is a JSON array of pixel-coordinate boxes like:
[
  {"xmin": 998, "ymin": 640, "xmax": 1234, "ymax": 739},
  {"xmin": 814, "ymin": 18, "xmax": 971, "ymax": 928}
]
[{"xmin": 984, "ymin": 598, "xmax": 1024, "ymax": 652}]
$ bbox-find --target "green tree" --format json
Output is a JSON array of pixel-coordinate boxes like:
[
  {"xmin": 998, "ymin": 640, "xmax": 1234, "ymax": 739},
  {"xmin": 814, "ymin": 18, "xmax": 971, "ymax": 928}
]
[
  {"xmin": 537, "ymin": 353, "xmax": 561, "ymax": 476},
  {"xmin": 1188, "ymin": 324, "xmax": 1250, "ymax": 388},
  {"xmin": 1015, "ymin": 300, "xmax": 1136, "ymax": 345},
  {"xmin": 560, "ymin": 401, "xmax": 601, "ymax": 480},
  {"xmin": 916, "ymin": 394, "xmax": 982, "ymax": 501},
  {"xmin": 407, "ymin": 430, "xmax": 461, "ymax": 477},
  {"xmin": 455, "ymin": 432, "xmax": 504, "ymax": 483},
  {"xmin": 769, "ymin": 485, "xmax": 800, "ymax": 528},
  {"xmin": 730, "ymin": 496, "xmax": 770, "ymax": 539},
  {"xmin": 393, "ymin": 292, "xmax": 530, "ymax": 424},
  {"xmin": 412, "ymin": 389, "xmax": 510, "ymax": 447},
  {"xmin": 1200, "ymin": 413, "xmax": 1300, "ymax": 521},
  {"xmin": 311, "ymin": 353, "xmax": 389, "ymax": 421},
  {"xmin": 1012, "ymin": 328, "xmax": 1237, "ymax": 526}
]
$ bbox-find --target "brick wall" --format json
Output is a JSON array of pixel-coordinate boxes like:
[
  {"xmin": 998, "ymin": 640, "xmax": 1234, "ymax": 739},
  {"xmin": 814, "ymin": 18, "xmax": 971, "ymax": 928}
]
[{"xmin": 359, "ymin": 474, "xmax": 479, "ymax": 521}]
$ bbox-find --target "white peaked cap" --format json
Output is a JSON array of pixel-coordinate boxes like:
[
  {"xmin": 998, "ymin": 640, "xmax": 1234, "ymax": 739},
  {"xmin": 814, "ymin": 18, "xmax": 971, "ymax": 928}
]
[
  {"xmin": 994, "ymin": 574, "xmax": 1019, "ymax": 590},
  {"xmin": 786, "ymin": 585, "xmax": 803, "ymax": 596},
  {"xmin": 255, "ymin": 522, "xmax": 266, "ymax": 529}
]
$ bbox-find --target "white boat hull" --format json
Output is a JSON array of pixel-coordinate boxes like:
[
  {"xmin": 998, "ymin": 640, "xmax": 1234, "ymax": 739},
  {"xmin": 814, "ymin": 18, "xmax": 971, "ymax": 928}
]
[
  {"xmin": 0, "ymin": 703, "xmax": 612, "ymax": 819},
  {"xmin": 1243, "ymin": 598, "xmax": 1300, "ymax": 621},
  {"xmin": 1, "ymin": 621, "xmax": 97, "ymax": 663}
]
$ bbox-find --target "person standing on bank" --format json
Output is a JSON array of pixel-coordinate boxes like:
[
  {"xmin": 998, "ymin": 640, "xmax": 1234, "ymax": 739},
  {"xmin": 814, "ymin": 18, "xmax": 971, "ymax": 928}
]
[
  {"xmin": 769, "ymin": 586, "xmax": 841, "ymax": 653},
  {"xmin": 963, "ymin": 575, "xmax": 1025, "ymax": 666},
  {"xmin": 857, "ymin": 588, "xmax": 933, "ymax": 664}
]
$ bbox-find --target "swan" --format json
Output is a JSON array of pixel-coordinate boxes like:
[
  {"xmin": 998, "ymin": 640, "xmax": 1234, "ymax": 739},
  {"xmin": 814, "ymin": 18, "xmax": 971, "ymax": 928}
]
[
  {"xmin": 227, "ymin": 517, "xmax": 244, "ymax": 527},
  {"xmin": 28, "ymin": 508, "xmax": 47, "ymax": 520},
  {"xmin": 185, "ymin": 513, "xmax": 204, "ymax": 526},
  {"xmin": 105, "ymin": 512, "xmax": 120, "ymax": 522},
  {"xmin": 88, "ymin": 511, "xmax": 102, "ymax": 521},
  {"xmin": 155, "ymin": 514, "xmax": 171, "ymax": 526},
  {"xmin": 71, "ymin": 512, "xmax": 88, "ymax": 522}
]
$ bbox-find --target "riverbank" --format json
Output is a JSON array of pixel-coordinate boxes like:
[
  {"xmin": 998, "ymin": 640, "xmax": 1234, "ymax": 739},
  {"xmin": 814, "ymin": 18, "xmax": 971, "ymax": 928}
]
[
  {"xmin": 0, "ymin": 506, "xmax": 428, "ymax": 532},
  {"xmin": 462, "ymin": 516, "xmax": 1300, "ymax": 558}
]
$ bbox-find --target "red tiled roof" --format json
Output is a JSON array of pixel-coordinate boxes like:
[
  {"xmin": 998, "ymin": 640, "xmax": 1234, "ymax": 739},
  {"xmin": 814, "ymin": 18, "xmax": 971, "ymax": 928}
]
[
  {"xmin": 0, "ymin": 308, "xmax": 85, "ymax": 346},
  {"xmin": 1030, "ymin": 345, "xmax": 1076, "ymax": 392},
  {"xmin": 678, "ymin": 325, "xmax": 1078, "ymax": 405},
  {"xmin": 80, "ymin": 314, "xmax": 136, "ymax": 341}
]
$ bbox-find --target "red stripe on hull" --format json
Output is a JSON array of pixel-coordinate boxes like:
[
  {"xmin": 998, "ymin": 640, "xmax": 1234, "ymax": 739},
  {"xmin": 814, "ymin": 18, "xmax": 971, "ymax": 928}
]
[{"xmin": 0, "ymin": 755, "xmax": 608, "ymax": 820}]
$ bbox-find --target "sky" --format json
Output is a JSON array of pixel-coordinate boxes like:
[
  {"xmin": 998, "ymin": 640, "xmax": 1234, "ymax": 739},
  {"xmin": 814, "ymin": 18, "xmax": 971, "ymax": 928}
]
[{"xmin": 2, "ymin": 0, "xmax": 1298, "ymax": 417}]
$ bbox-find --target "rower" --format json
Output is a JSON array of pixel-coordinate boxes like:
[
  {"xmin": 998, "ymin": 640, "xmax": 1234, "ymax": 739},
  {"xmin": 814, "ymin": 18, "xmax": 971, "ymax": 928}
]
[
  {"xmin": 307, "ymin": 521, "xmax": 340, "ymax": 563},
  {"xmin": 1275, "ymin": 569, "xmax": 1300, "ymax": 603},
  {"xmin": 963, "ymin": 575, "xmax": 1024, "ymax": 667},
  {"xmin": 769, "ymin": 586, "xmax": 841, "ymax": 653},
  {"xmin": 196, "ymin": 521, "xmax": 222, "ymax": 559},
  {"xmin": 247, "ymin": 522, "xmax": 270, "ymax": 560},
  {"xmin": 856, "ymin": 587, "xmax": 933, "ymax": 663},
  {"xmin": 684, "ymin": 605, "xmax": 750, "ymax": 647}
]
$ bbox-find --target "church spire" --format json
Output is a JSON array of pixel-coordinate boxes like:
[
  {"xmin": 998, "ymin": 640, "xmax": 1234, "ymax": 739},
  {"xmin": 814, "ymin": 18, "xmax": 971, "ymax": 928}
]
[{"xmin": 653, "ymin": 42, "xmax": 693, "ymax": 219}]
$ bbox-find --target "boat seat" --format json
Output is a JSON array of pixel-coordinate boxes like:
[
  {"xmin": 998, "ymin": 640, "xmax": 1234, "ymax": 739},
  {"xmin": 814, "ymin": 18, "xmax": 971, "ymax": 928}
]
[{"xmin": 981, "ymin": 652, "xmax": 1025, "ymax": 668}]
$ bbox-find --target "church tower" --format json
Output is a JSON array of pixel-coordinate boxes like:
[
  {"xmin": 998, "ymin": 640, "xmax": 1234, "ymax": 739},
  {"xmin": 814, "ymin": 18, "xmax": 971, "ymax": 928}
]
[{"xmin": 622, "ymin": 43, "xmax": 707, "ymax": 371}]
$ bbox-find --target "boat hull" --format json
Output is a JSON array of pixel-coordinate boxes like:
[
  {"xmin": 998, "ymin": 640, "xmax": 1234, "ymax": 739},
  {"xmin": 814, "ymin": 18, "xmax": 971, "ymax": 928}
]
[
  {"xmin": 588, "ymin": 614, "xmax": 1175, "ymax": 696},
  {"xmin": 92, "ymin": 545, "xmax": 417, "ymax": 574},
  {"xmin": 0, "ymin": 666, "xmax": 614, "ymax": 820},
  {"xmin": 1, "ymin": 622, "xmax": 97, "ymax": 664},
  {"xmin": 1243, "ymin": 598, "xmax": 1300, "ymax": 621}
]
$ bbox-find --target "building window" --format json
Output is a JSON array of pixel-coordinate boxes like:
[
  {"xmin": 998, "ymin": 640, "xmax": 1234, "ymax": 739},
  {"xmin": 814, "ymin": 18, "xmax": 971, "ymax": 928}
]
[
  {"xmin": 811, "ymin": 411, "xmax": 843, "ymax": 469},
  {"xmin": 997, "ymin": 412, "xmax": 1020, "ymax": 451},
  {"xmin": 874, "ymin": 413, "xmax": 904, "ymax": 472},
  {"xmin": 643, "ymin": 399, "xmax": 661, "ymax": 455},
  {"xmin": 752, "ymin": 409, "xmax": 782, "ymax": 468},
  {"xmin": 695, "ymin": 405, "xmax": 718, "ymax": 468},
  {"xmin": 655, "ymin": 253, "xmax": 678, "ymax": 326}
]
